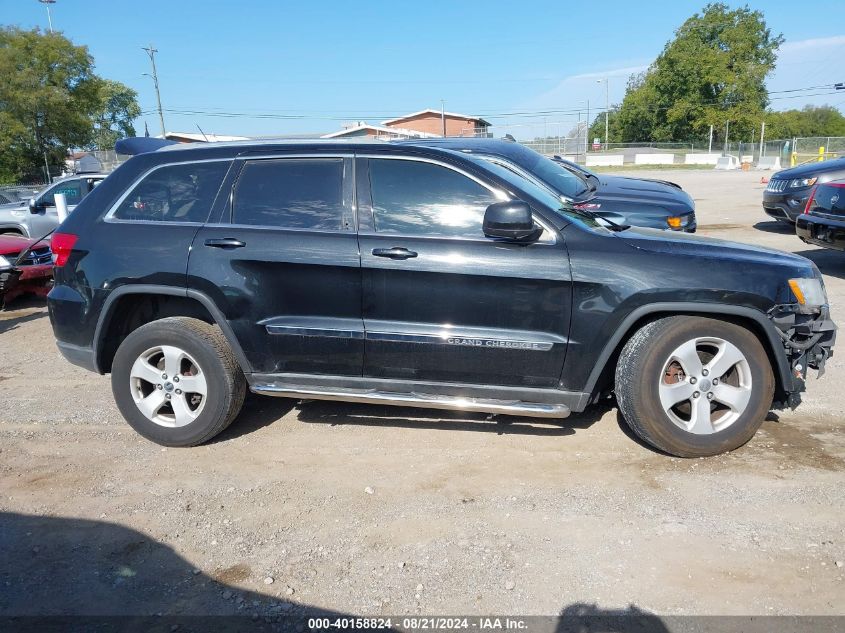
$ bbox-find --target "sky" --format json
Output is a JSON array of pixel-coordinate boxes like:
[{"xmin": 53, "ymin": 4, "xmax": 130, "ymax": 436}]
[{"xmin": 3, "ymin": 0, "xmax": 845, "ymax": 140}]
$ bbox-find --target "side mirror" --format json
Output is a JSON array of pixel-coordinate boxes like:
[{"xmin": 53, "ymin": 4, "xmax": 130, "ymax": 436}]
[
  {"xmin": 28, "ymin": 197, "xmax": 39, "ymax": 213},
  {"xmin": 483, "ymin": 200, "xmax": 541, "ymax": 241}
]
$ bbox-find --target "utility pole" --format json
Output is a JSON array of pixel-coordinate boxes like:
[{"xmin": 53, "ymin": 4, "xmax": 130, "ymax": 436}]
[
  {"xmin": 38, "ymin": 0, "xmax": 56, "ymax": 33},
  {"xmin": 759, "ymin": 121, "xmax": 766, "ymax": 159},
  {"xmin": 708, "ymin": 124, "xmax": 714, "ymax": 153},
  {"xmin": 586, "ymin": 99, "xmax": 590, "ymax": 155},
  {"xmin": 724, "ymin": 120, "xmax": 730, "ymax": 156},
  {"xmin": 142, "ymin": 45, "xmax": 166, "ymax": 138},
  {"xmin": 440, "ymin": 100, "xmax": 446, "ymax": 137},
  {"xmin": 597, "ymin": 78, "xmax": 610, "ymax": 150}
]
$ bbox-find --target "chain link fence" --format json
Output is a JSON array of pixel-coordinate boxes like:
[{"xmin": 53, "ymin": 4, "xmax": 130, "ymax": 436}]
[{"xmin": 514, "ymin": 134, "xmax": 845, "ymax": 166}]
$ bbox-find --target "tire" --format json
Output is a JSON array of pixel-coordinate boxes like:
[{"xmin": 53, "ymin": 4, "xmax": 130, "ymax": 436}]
[
  {"xmin": 615, "ymin": 316, "xmax": 774, "ymax": 457},
  {"xmin": 111, "ymin": 317, "xmax": 247, "ymax": 447}
]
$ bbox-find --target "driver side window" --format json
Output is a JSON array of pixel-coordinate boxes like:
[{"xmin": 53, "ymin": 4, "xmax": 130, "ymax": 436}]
[
  {"xmin": 368, "ymin": 159, "xmax": 501, "ymax": 239},
  {"xmin": 40, "ymin": 179, "xmax": 84, "ymax": 207}
]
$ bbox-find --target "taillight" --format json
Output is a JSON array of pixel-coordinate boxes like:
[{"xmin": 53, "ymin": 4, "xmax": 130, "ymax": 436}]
[
  {"xmin": 804, "ymin": 185, "xmax": 818, "ymax": 214},
  {"xmin": 50, "ymin": 232, "xmax": 78, "ymax": 267}
]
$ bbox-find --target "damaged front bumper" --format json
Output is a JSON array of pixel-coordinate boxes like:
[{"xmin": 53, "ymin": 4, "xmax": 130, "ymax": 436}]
[{"xmin": 769, "ymin": 303, "xmax": 837, "ymax": 408}]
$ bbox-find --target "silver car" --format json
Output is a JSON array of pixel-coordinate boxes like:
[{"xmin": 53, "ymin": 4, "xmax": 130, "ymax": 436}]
[{"xmin": 0, "ymin": 173, "xmax": 107, "ymax": 238}]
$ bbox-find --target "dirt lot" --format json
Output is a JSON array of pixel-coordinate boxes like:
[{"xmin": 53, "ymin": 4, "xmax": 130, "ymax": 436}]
[{"xmin": 1, "ymin": 169, "xmax": 843, "ymax": 619}]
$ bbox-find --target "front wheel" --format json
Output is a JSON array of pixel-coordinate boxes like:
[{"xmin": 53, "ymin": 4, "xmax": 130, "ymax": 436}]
[
  {"xmin": 111, "ymin": 317, "xmax": 246, "ymax": 446},
  {"xmin": 615, "ymin": 316, "xmax": 775, "ymax": 457}
]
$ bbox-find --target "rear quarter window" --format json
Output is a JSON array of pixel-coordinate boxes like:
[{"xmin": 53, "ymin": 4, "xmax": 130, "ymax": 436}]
[{"xmin": 111, "ymin": 161, "xmax": 230, "ymax": 223}]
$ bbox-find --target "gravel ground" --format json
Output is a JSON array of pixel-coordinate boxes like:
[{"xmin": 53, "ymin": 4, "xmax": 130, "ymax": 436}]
[{"xmin": 0, "ymin": 169, "xmax": 843, "ymax": 619}]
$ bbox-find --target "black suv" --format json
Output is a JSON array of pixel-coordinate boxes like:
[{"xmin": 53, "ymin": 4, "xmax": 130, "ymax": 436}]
[
  {"xmin": 763, "ymin": 157, "xmax": 845, "ymax": 223},
  {"xmin": 48, "ymin": 140, "xmax": 835, "ymax": 457}
]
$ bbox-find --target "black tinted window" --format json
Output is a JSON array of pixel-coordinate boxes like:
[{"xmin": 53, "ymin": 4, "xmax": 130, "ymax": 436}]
[
  {"xmin": 233, "ymin": 159, "xmax": 344, "ymax": 230},
  {"xmin": 42, "ymin": 179, "xmax": 84, "ymax": 206},
  {"xmin": 113, "ymin": 161, "xmax": 229, "ymax": 223},
  {"xmin": 369, "ymin": 159, "xmax": 498, "ymax": 238}
]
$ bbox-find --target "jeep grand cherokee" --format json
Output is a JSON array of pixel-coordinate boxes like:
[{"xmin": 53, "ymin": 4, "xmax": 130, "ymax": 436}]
[{"xmin": 47, "ymin": 140, "xmax": 835, "ymax": 457}]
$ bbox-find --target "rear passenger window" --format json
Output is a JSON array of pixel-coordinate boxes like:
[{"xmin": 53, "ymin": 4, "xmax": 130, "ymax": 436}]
[
  {"xmin": 112, "ymin": 161, "xmax": 229, "ymax": 223},
  {"xmin": 233, "ymin": 159, "xmax": 344, "ymax": 230}
]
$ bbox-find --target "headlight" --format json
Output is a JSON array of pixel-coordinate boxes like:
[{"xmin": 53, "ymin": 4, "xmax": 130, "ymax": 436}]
[
  {"xmin": 666, "ymin": 215, "xmax": 691, "ymax": 229},
  {"xmin": 788, "ymin": 177, "xmax": 817, "ymax": 189},
  {"xmin": 0, "ymin": 255, "xmax": 11, "ymax": 270},
  {"xmin": 788, "ymin": 277, "xmax": 827, "ymax": 310}
]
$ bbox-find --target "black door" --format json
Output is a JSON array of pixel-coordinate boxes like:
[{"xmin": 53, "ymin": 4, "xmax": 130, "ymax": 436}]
[
  {"xmin": 357, "ymin": 156, "xmax": 571, "ymax": 389},
  {"xmin": 188, "ymin": 155, "xmax": 363, "ymax": 377}
]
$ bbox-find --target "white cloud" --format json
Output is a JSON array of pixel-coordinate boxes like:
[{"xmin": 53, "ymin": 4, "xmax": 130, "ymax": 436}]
[{"xmin": 778, "ymin": 35, "xmax": 845, "ymax": 53}]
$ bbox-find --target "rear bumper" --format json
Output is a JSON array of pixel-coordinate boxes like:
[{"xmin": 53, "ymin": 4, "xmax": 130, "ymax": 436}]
[
  {"xmin": 56, "ymin": 341, "xmax": 98, "ymax": 372},
  {"xmin": 796, "ymin": 214, "xmax": 845, "ymax": 251}
]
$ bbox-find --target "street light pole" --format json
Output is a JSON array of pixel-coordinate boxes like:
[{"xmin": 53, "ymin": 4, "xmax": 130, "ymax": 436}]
[
  {"xmin": 142, "ymin": 45, "xmax": 166, "ymax": 138},
  {"xmin": 38, "ymin": 0, "xmax": 56, "ymax": 33}
]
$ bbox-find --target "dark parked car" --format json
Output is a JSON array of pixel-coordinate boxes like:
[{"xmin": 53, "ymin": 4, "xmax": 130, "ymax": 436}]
[
  {"xmin": 47, "ymin": 139, "xmax": 834, "ymax": 457},
  {"xmin": 397, "ymin": 138, "xmax": 696, "ymax": 232},
  {"xmin": 763, "ymin": 157, "xmax": 845, "ymax": 223},
  {"xmin": 796, "ymin": 180, "xmax": 845, "ymax": 251}
]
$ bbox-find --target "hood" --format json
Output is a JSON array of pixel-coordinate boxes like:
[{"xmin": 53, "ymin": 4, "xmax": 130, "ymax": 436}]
[
  {"xmin": 0, "ymin": 199, "xmax": 27, "ymax": 212},
  {"xmin": 773, "ymin": 157, "xmax": 845, "ymax": 180},
  {"xmin": 595, "ymin": 174, "xmax": 694, "ymax": 213},
  {"xmin": 0, "ymin": 233, "xmax": 42, "ymax": 256},
  {"xmin": 618, "ymin": 226, "xmax": 815, "ymax": 273}
]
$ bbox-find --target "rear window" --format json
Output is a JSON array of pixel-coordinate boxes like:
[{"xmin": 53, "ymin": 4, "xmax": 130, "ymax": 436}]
[
  {"xmin": 111, "ymin": 161, "xmax": 230, "ymax": 223},
  {"xmin": 809, "ymin": 183, "xmax": 845, "ymax": 215}
]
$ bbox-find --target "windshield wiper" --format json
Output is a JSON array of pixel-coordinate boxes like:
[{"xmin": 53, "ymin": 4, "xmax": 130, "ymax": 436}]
[{"xmin": 567, "ymin": 205, "xmax": 629, "ymax": 232}]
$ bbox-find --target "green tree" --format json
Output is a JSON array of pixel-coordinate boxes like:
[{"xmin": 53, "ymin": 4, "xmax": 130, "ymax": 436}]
[
  {"xmin": 764, "ymin": 105, "xmax": 845, "ymax": 139},
  {"xmin": 88, "ymin": 79, "xmax": 141, "ymax": 151},
  {"xmin": 0, "ymin": 27, "xmax": 140, "ymax": 182},
  {"xmin": 612, "ymin": 3, "xmax": 783, "ymax": 143}
]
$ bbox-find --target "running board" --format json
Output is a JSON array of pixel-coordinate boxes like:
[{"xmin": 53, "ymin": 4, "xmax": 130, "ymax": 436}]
[{"xmin": 250, "ymin": 384, "xmax": 571, "ymax": 419}]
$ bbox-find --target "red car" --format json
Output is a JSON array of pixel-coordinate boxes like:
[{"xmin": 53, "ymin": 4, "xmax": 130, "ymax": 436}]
[{"xmin": 0, "ymin": 234, "xmax": 53, "ymax": 307}]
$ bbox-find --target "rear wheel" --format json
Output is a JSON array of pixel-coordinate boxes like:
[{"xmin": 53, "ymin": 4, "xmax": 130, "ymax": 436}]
[
  {"xmin": 615, "ymin": 316, "xmax": 774, "ymax": 457},
  {"xmin": 111, "ymin": 317, "xmax": 246, "ymax": 446}
]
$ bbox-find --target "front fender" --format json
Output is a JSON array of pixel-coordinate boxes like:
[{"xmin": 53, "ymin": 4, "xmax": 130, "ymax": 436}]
[{"xmin": 576, "ymin": 300, "xmax": 795, "ymax": 401}]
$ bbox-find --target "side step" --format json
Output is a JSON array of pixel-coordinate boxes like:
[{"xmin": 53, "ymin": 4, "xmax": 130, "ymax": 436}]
[{"xmin": 250, "ymin": 384, "xmax": 571, "ymax": 419}]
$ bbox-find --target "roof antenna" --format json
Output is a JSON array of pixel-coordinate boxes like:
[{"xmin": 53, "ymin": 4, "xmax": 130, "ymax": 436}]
[{"xmin": 196, "ymin": 124, "xmax": 210, "ymax": 142}]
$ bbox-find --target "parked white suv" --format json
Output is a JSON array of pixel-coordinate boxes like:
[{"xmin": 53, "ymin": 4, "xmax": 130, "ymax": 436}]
[{"xmin": 0, "ymin": 173, "xmax": 107, "ymax": 238}]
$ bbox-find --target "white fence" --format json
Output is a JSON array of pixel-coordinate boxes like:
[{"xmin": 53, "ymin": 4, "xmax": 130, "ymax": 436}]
[
  {"xmin": 585, "ymin": 154, "xmax": 624, "ymax": 167},
  {"xmin": 633, "ymin": 153, "xmax": 675, "ymax": 165}
]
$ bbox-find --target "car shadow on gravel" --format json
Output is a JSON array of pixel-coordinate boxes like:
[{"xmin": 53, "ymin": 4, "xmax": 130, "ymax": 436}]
[
  {"xmin": 614, "ymin": 409, "xmax": 673, "ymax": 456},
  {"xmin": 295, "ymin": 399, "xmax": 613, "ymax": 437},
  {"xmin": 753, "ymin": 220, "xmax": 795, "ymax": 234},
  {"xmin": 0, "ymin": 307, "xmax": 45, "ymax": 335},
  {"xmin": 0, "ymin": 514, "xmax": 677, "ymax": 630},
  {"xmin": 0, "ymin": 511, "xmax": 352, "ymax": 627},
  {"xmin": 793, "ymin": 248, "xmax": 845, "ymax": 280},
  {"xmin": 212, "ymin": 393, "xmax": 297, "ymax": 443}
]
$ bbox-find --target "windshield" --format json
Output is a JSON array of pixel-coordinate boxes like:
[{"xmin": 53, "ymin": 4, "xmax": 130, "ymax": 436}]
[
  {"xmin": 554, "ymin": 157, "xmax": 598, "ymax": 180},
  {"xmin": 460, "ymin": 153, "xmax": 607, "ymax": 231},
  {"xmin": 492, "ymin": 145, "xmax": 591, "ymax": 199}
]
